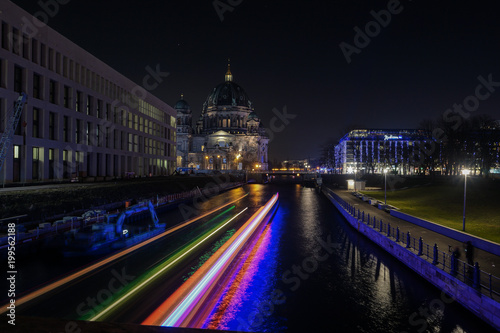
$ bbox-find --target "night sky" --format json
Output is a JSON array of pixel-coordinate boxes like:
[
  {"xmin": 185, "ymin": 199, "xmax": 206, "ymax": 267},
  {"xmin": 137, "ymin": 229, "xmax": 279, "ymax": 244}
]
[{"xmin": 10, "ymin": 0, "xmax": 500, "ymax": 161}]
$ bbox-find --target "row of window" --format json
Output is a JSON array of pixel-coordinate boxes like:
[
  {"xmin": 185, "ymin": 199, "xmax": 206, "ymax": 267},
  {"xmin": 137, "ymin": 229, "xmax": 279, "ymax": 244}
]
[
  {"xmin": 1, "ymin": 20, "xmax": 172, "ymax": 126},
  {"xmin": 1, "ymin": 62, "xmax": 176, "ymax": 141},
  {"xmin": 0, "ymin": 100, "xmax": 174, "ymax": 157},
  {"xmin": 11, "ymin": 144, "xmax": 173, "ymax": 180}
]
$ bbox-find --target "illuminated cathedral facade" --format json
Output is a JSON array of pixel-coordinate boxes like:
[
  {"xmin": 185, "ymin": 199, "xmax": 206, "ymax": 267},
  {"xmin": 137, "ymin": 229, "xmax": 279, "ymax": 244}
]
[{"xmin": 175, "ymin": 64, "xmax": 269, "ymax": 171}]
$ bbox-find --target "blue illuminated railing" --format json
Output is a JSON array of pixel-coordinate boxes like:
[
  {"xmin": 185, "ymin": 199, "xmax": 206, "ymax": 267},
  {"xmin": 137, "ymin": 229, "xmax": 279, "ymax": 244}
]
[{"xmin": 325, "ymin": 188, "xmax": 500, "ymax": 301}]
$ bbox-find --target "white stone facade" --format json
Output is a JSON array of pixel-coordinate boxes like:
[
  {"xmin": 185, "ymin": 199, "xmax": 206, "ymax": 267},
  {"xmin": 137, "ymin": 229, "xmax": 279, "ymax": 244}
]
[{"xmin": 175, "ymin": 65, "xmax": 268, "ymax": 171}]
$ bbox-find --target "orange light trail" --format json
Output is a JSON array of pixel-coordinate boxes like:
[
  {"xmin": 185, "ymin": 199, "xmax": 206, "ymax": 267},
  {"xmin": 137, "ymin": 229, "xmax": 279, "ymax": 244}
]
[
  {"xmin": 142, "ymin": 193, "xmax": 278, "ymax": 328},
  {"xmin": 0, "ymin": 193, "xmax": 249, "ymax": 314}
]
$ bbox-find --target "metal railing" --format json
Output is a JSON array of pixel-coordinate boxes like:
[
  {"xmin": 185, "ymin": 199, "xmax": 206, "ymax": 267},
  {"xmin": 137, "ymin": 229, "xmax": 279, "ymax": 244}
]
[{"xmin": 326, "ymin": 188, "xmax": 500, "ymax": 301}]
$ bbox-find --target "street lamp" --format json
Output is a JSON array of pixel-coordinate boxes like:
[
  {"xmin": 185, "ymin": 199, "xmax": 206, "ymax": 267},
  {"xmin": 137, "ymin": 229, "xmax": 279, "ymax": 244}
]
[
  {"xmin": 384, "ymin": 168, "xmax": 388, "ymax": 206},
  {"xmin": 462, "ymin": 169, "xmax": 470, "ymax": 231}
]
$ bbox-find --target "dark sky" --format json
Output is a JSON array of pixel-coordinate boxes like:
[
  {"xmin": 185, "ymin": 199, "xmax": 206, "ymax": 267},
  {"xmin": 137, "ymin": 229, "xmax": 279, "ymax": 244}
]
[{"xmin": 10, "ymin": 0, "xmax": 500, "ymax": 161}]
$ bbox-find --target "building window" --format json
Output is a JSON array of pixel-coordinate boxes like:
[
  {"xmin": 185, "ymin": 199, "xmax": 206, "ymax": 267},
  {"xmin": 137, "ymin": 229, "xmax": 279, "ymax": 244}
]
[
  {"xmin": 0, "ymin": 98, "xmax": 4, "ymax": 131},
  {"xmin": 96, "ymin": 99, "xmax": 102, "ymax": 118},
  {"xmin": 49, "ymin": 80, "xmax": 57, "ymax": 104},
  {"xmin": 32, "ymin": 147, "xmax": 40, "ymax": 180},
  {"xmin": 105, "ymin": 127, "xmax": 110, "ymax": 148},
  {"xmin": 13, "ymin": 145, "xmax": 20, "ymax": 159},
  {"xmin": 12, "ymin": 27, "xmax": 20, "ymax": 55},
  {"xmin": 97, "ymin": 125, "xmax": 101, "ymax": 147},
  {"xmin": 33, "ymin": 73, "xmax": 42, "ymax": 99},
  {"xmin": 55, "ymin": 52, "xmax": 61, "ymax": 74},
  {"xmin": 1, "ymin": 21, "xmax": 9, "ymax": 50},
  {"xmin": 49, "ymin": 112, "xmax": 56, "ymax": 140},
  {"xmin": 86, "ymin": 95, "xmax": 92, "ymax": 115},
  {"xmin": 32, "ymin": 107, "xmax": 41, "ymax": 138},
  {"xmin": 31, "ymin": 39, "xmax": 38, "ymax": 64},
  {"xmin": 76, "ymin": 91, "xmax": 82, "ymax": 112},
  {"xmin": 0, "ymin": 58, "xmax": 4, "ymax": 88},
  {"xmin": 75, "ymin": 119, "xmax": 81, "ymax": 143},
  {"xmin": 64, "ymin": 85, "xmax": 71, "ymax": 108},
  {"xmin": 14, "ymin": 66, "xmax": 23, "ymax": 93},
  {"xmin": 48, "ymin": 48, "xmax": 54, "ymax": 71},
  {"xmin": 49, "ymin": 148, "xmax": 55, "ymax": 179},
  {"xmin": 22, "ymin": 34, "xmax": 29, "ymax": 59},
  {"xmin": 86, "ymin": 122, "xmax": 91, "ymax": 145},
  {"xmin": 40, "ymin": 43, "xmax": 46, "ymax": 67},
  {"xmin": 63, "ymin": 116, "xmax": 69, "ymax": 142}
]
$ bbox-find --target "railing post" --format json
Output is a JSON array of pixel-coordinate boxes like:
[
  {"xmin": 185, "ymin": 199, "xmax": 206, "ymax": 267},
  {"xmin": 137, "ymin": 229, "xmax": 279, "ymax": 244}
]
[
  {"xmin": 406, "ymin": 232, "xmax": 411, "ymax": 248},
  {"xmin": 450, "ymin": 254, "xmax": 457, "ymax": 276},
  {"xmin": 387, "ymin": 223, "xmax": 391, "ymax": 237},
  {"xmin": 432, "ymin": 243, "xmax": 439, "ymax": 265},
  {"xmin": 418, "ymin": 237, "xmax": 423, "ymax": 256},
  {"xmin": 473, "ymin": 262, "xmax": 480, "ymax": 290},
  {"xmin": 367, "ymin": 213, "xmax": 370, "ymax": 224},
  {"xmin": 362, "ymin": 211, "xmax": 364, "ymax": 222},
  {"xmin": 373, "ymin": 216, "xmax": 376, "ymax": 227},
  {"xmin": 396, "ymin": 227, "xmax": 400, "ymax": 242},
  {"xmin": 379, "ymin": 219, "xmax": 383, "ymax": 233}
]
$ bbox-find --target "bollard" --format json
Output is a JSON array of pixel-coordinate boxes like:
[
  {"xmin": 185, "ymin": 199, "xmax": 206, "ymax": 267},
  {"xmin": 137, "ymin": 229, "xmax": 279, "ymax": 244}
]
[
  {"xmin": 406, "ymin": 232, "xmax": 411, "ymax": 248},
  {"xmin": 387, "ymin": 223, "xmax": 391, "ymax": 237},
  {"xmin": 418, "ymin": 237, "xmax": 423, "ymax": 256},
  {"xmin": 396, "ymin": 227, "xmax": 400, "ymax": 242},
  {"xmin": 433, "ymin": 243, "xmax": 439, "ymax": 265},
  {"xmin": 473, "ymin": 262, "xmax": 480, "ymax": 289}
]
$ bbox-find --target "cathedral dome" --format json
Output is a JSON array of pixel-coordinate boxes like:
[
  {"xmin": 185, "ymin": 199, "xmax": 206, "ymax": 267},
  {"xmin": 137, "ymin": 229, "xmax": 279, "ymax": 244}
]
[
  {"xmin": 205, "ymin": 81, "xmax": 252, "ymax": 109},
  {"xmin": 203, "ymin": 62, "xmax": 253, "ymax": 111}
]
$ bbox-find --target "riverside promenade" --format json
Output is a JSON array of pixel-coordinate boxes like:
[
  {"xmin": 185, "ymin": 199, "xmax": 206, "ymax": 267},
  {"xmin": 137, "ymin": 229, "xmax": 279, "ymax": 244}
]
[
  {"xmin": 328, "ymin": 187, "xmax": 500, "ymax": 280},
  {"xmin": 324, "ymin": 186, "xmax": 500, "ymax": 330}
]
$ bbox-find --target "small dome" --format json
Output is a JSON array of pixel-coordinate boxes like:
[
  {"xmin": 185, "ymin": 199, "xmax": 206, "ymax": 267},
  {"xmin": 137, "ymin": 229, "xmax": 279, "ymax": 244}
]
[
  {"xmin": 174, "ymin": 94, "xmax": 190, "ymax": 111},
  {"xmin": 247, "ymin": 111, "xmax": 259, "ymax": 121}
]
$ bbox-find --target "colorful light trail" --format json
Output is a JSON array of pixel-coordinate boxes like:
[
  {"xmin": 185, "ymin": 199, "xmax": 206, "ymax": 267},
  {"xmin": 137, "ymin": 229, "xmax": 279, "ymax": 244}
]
[
  {"xmin": 0, "ymin": 193, "xmax": 248, "ymax": 315},
  {"xmin": 142, "ymin": 193, "xmax": 279, "ymax": 328},
  {"xmin": 89, "ymin": 206, "xmax": 248, "ymax": 321}
]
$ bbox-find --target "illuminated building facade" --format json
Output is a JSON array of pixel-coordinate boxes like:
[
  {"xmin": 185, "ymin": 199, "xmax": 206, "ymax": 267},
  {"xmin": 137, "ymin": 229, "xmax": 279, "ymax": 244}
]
[
  {"xmin": 334, "ymin": 129, "xmax": 433, "ymax": 174},
  {"xmin": 175, "ymin": 64, "xmax": 268, "ymax": 171},
  {"xmin": 0, "ymin": 1, "xmax": 177, "ymax": 183}
]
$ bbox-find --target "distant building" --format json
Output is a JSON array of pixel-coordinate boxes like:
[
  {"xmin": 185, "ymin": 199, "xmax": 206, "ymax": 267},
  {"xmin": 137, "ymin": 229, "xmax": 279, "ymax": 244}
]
[
  {"xmin": 334, "ymin": 129, "xmax": 433, "ymax": 174},
  {"xmin": 278, "ymin": 159, "xmax": 310, "ymax": 171},
  {"xmin": 0, "ymin": 1, "xmax": 177, "ymax": 183},
  {"xmin": 175, "ymin": 63, "xmax": 269, "ymax": 171}
]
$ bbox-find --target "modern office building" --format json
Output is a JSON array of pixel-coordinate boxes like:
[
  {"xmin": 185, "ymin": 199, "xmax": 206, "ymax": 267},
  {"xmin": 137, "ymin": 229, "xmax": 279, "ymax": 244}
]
[
  {"xmin": 0, "ymin": 1, "xmax": 177, "ymax": 183},
  {"xmin": 334, "ymin": 129, "xmax": 433, "ymax": 174}
]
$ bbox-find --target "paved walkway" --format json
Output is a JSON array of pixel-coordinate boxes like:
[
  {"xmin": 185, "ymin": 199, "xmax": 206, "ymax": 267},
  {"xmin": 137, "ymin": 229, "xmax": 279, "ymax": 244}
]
[{"xmin": 328, "ymin": 188, "xmax": 500, "ymax": 284}]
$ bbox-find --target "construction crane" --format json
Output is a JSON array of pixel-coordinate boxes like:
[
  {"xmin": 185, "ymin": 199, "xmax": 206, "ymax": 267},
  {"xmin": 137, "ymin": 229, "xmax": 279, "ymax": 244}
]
[{"xmin": 0, "ymin": 92, "xmax": 28, "ymax": 172}]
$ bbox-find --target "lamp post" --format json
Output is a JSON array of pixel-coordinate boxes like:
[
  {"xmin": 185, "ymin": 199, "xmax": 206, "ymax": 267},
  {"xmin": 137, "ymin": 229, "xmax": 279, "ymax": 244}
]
[
  {"xmin": 384, "ymin": 168, "xmax": 388, "ymax": 206},
  {"xmin": 462, "ymin": 169, "xmax": 470, "ymax": 231}
]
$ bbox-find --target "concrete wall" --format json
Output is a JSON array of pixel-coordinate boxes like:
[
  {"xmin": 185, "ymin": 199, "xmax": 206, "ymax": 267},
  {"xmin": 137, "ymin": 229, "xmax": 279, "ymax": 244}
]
[
  {"xmin": 390, "ymin": 210, "xmax": 500, "ymax": 256},
  {"xmin": 323, "ymin": 189, "xmax": 500, "ymax": 331}
]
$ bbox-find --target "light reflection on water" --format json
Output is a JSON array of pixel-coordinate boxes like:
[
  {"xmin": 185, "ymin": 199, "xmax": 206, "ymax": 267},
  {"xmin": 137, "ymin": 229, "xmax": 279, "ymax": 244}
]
[{"xmin": 221, "ymin": 184, "xmax": 496, "ymax": 333}]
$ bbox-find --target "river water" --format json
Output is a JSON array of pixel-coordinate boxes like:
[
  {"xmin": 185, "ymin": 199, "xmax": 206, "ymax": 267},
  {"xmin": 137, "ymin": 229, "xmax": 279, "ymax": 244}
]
[
  {"xmin": 8, "ymin": 182, "xmax": 497, "ymax": 332},
  {"xmin": 223, "ymin": 183, "xmax": 496, "ymax": 332}
]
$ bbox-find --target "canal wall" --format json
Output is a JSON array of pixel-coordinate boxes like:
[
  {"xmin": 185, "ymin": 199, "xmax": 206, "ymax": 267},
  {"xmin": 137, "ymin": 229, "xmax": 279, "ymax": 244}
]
[
  {"xmin": 322, "ymin": 188, "xmax": 500, "ymax": 331},
  {"xmin": 390, "ymin": 210, "xmax": 500, "ymax": 256}
]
